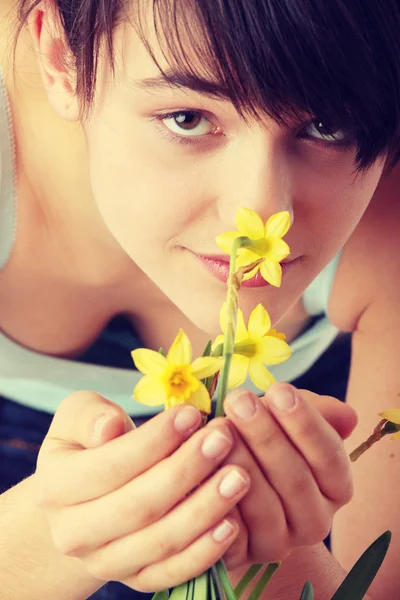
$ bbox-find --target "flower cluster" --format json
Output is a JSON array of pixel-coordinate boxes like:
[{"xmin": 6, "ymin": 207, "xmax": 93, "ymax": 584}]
[{"xmin": 131, "ymin": 207, "xmax": 292, "ymax": 412}]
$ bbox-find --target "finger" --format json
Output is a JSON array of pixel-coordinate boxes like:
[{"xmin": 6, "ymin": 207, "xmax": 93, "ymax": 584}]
[
  {"xmin": 41, "ymin": 391, "xmax": 135, "ymax": 452},
  {"xmin": 36, "ymin": 401, "xmax": 203, "ymax": 506},
  {"xmin": 224, "ymin": 388, "xmax": 331, "ymax": 546},
  {"xmin": 123, "ymin": 518, "xmax": 240, "ymax": 593},
  {"xmin": 81, "ymin": 465, "xmax": 250, "ymax": 580},
  {"xmin": 264, "ymin": 383, "xmax": 353, "ymax": 505},
  {"xmin": 207, "ymin": 419, "xmax": 288, "ymax": 564},
  {"xmin": 48, "ymin": 423, "xmax": 236, "ymax": 554},
  {"xmin": 220, "ymin": 506, "xmax": 248, "ymax": 569},
  {"xmin": 297, "ymin": 389, "xmax": 358, "ymax": 440}
]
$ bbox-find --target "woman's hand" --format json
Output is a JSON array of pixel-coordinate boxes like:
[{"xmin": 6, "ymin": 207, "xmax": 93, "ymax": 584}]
[
  {"xmin": 211, "ymin": 382, "xmax": 357, "ymax": 569},
  {"xmin": 33, "ymin": 391, "xmax": 250, "ymax": 592}
]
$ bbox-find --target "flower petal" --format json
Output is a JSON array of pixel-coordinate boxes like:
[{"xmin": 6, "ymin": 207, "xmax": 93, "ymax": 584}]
[
  {"xmin": 256, "ymin": 336, "xmax": 292, "ymax": 365},
  {"xmin": 235, "ymin": 308, "xmax": 249, "ymax": 343},
  {"xmin": 188, "ymin": 382, "xmax": 212, "ymax": 413},
  {"xmin": 236, "ymin": 207, "xmax": 265, "ymax": 239},
  {"xmin": 268, "ymin": 328, "xmax": 286, "ymax": 341},
  {"xmin": 191, "ymin": 356, "xmax": 224, "ymax": 379},
  {"xmin": 260, "ymin": 260, "xmax": 282, "ymax": 287},
  {"xmin": 133, "ymin": 375, "xmax": 167, "ymax": 406},
  {"xmin": 242, "ymin": 265, "xmax": 260, "ymax": 281},
  {"xmin": 228, "ymin": 354, "xmax": 250, "ymax": 388},
  {"xmin": 248, "ymin": 304, "xmax": 272, "ymax": 338},
  {"xmin": 131, "ymin": 349, "xmax": 167, "ymax": 376},
  {"xmin": 167, "ymin": 329, "xmax": 192, "ymax": 364},
  {"xmin": 215, "ymin": 231, "xmax": 241, "ymax": 254},
  {"xmin": 265, "ymin": 238, "xmax": 291, "ymax": 262},
  {"xmin": 265, "ymin": 211, "xmax": 291, "ymax": 239},
  {"xmin": 391, "ymin": 431, "xmax": 400, "ymax": 440},
  {"xmin": 248, "ymin": 360, "xmax": 275, "ymax": 391},
  {"xmin": 236, "ymin": 248, "xmax": 262, "ymax": 267},
  {"xmin": 379, "ymin": 409, "xmax": 400, "ymax": 425}
]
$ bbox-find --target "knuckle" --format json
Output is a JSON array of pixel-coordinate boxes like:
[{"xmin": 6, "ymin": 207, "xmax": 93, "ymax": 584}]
[
  {"xmin": 126, "ymin": 572, "xmax": 160, "ymax": 594},
  {"xmin": 294, "ymin": 513, "xmax": 331, "ymax": 547},
  {"xmin": 323, "ymin": 445, "xmax": 346, "ymax": 473},
  {"xmin": 290, "ymin": 469, "xmax": 313, "ymax": 496},
  {"xmin": 121, "ymin": 490, "xmax": 158, "ymax": 527},
  {"xmin": 51, "ymin": 526, "xmax": 83, "ymax": 557},
  {"xmin": 34, "ymin": 473, "xmax": 59, "ymax": 508},
  {"xmin": 259, "ymin": 425, "xmax": 282, "ymax": 448},
  {"xmin": 337, "ymin": 474, "xmax": 354, "ymax": 506},
  {"xmin": 84, "ymin": 557, "xmax": 114, "ymax": 582}
]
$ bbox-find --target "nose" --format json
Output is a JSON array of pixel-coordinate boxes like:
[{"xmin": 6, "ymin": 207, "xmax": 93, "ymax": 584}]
[{"xmin": 216, "ymin": 132, "xmax": 294, "ymax": 228}]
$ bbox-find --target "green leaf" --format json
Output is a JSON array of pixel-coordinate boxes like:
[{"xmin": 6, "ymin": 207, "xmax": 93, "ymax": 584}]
[
  {"xmin": 158, "ymin": 347, "xmax": 166, "ymax": 357},
  {"xmin": 211, "ymin": 565, "xmax": 227, "ymax": 600},
  {"xmin": 187, "ymin": 579, "xmax": 195, "ymax": 600},
  {"xmin": 299, "ymin": 581, "xmax": 314, "ymax": 600},
  {"xmin": 209, "ymin": 570, "xmax": 218, "ymax": 600},
  {"xmin": 233, "ymin": 564, "xmax": 263, "ymax": 599},
  {"xmin": 247, "ymin": 562, "xmax": 281, "ymax": 600},
  {"xmin": 193, "ymin": 573, "xmax": 208, "ymax": 600},
  {"xmin": 170, "ymin": 582, "xmax": 189, "ymax": 600},
  {"xmin": 215, "ymin": 560, "xmax": 237, "ymax": 600},
  {"xmin": 152, "ymin": 591, "xmax": 170, "ymax": 600},
  {"xmin": 202, "ymin": 341, "xmax": 213, "ymax": 357},
  {"xmin": 330, "ymin": 531, "xmax": 391, "ymax": 600}
]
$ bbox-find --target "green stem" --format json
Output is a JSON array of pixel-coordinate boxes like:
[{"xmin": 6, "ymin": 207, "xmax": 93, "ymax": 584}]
[
  {"xmin": 247, "ymin": 563, "xmax": 281, "ymax": 600},
  {"xmin": 211, "ymin": 565, "xmax": 227, "ymax": 600},
  {"xmin": 215, "ymin": 560, "xmax": 237, "ymax": 600},
  {"xmin": 233, "ymin": 564, "xmax": 263, "ymax": 599},
  {"xmin": 215, "ymin": 236, "xmax": 250, "ymax": 417}
]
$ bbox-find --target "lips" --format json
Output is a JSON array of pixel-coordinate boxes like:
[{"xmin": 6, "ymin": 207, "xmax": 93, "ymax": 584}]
[{"xmin": 195, "ymin": 254, "xmax": 294, "ymax": 287}]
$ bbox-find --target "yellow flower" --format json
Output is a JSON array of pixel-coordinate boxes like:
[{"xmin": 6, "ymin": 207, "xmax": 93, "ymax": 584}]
[
  {"xmin": 131, "ymin": 330, "xmax": 223, "ymax": 413},
  {"xmin": 216, "ymin": 207, "xmax": 291, "ymax": 287},
  {"xmin": 213, "ymin": 303, "xmax": 292, "ymax": 391},
  {"xmin": 379, "ymin": 409, "xmax": 400, "ymax": 440}
]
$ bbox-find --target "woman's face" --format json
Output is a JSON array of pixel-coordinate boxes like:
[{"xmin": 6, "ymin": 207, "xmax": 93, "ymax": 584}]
[{"xmin": 81, "ymin": 20, "xmax": 384, "ymax": 336}]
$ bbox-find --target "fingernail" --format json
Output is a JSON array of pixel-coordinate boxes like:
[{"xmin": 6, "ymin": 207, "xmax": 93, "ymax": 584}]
[
  {"xmin": 202, "ymin": 430, "xmax": 231, "ymax": 459},
  {"xmin": 174, "ymin": 406, "xmax": 201, "ymax": 434},
  {"xmin": 268, "ymin": 385, "xmax": 297, "ymax": 412},
  {"xmin": 92, "ymin": 412, "xmax": 117, "ymax": 442},
  {"xmin": 219, "ymin": 470, "xmax": 249, "ymax": 498},
  {"xmin": 212, "ymin": 519, "xmax": 236, "ymax": 543},
  {"xmin": 230, "ymin": 392, "xmax": 256, "ymax": 420}
]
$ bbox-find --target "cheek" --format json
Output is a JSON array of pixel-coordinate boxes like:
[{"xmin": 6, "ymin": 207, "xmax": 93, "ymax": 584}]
[
  {"xmin": 84, "ymin": 116, "xmax": 203, "ymax": 261},
  {"xmin": 293, "ymin": 157, "xmax": 384, "ymax": 257}
]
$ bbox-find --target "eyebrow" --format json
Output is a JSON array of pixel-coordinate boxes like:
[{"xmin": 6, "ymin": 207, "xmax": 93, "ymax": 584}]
[{"xmin": 133, "ymin": 69, "xmax": 232, "ymax": 101}]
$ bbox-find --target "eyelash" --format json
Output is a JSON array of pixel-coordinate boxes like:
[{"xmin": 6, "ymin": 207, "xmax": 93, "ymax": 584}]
[
  {"xmin": 150, "ymin": 111, "xmax": 218, "ymax": 146},
  {"xmin": 151, "ymin": 110, "xmax": 354, "ymax": 150}
]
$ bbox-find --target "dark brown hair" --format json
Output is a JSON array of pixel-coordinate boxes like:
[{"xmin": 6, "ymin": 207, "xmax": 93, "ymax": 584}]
[{"xmin": 16, "ymin": 0, "xmax": 400, "ymax": 170}]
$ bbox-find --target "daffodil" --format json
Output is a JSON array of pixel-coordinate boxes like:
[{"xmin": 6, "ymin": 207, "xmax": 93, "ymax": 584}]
[
  {"xmin": 131, "ymin": 330, "xmax": 223, "ymax": 413},
  {"xmin": 379, "ymin": 409, "xmax": 400, "ymax": 440},
  {"xmin": 212, "ymin": 303, "xmax": 292, "ymax": 391},
  {"xmin": 216, "ymin": 207, "xmax": 291, "ymax": 287}
]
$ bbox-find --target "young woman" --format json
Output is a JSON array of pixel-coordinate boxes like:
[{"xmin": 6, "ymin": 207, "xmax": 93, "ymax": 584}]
[{"xmin": 0, "ymin": 0, "xmax": 399, "ymax": 598}]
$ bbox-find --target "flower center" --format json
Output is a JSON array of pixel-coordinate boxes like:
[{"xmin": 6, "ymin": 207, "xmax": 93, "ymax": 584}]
[
  {"xmin": 233, "ymin": 341, "xmax": 257, "ymax": 358},
  {"xmin": 165, "ymin": 364, "xmax": 200, "ymax": 400}
]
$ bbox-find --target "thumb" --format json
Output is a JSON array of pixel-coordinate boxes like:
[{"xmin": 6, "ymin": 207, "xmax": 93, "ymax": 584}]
[
  {"xmin": 44, "ymin": 390, "xmax": 135, "ymax": 451},
  {"xmin": 297, "ymin": 387, "xmax": 358, "ymax": 440}
]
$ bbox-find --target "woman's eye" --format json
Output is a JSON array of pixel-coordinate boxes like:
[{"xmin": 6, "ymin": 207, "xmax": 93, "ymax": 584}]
[
  {"xmin": 161, "ymin": 111, "xmax": 215, "ymax": 137},
  {"xmin": 304, "ymin": 120, "xmax": 347, "ymax": 144}
]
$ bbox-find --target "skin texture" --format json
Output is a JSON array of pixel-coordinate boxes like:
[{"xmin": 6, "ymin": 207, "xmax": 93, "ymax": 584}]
[{"xmin": 0, "ymin": 0, "xmax": 400, "ymax": 598}]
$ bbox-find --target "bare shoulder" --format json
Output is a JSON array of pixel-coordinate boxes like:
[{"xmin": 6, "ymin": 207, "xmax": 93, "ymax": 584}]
[{"xmin": 329, "ymin": 163, "xmax": 400, "ymax": 332}]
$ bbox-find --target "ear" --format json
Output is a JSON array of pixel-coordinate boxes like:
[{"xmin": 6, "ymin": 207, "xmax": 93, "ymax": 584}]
[{"xmin": 27, "ymin": 0, "xmax": 80, "ymax": 121}]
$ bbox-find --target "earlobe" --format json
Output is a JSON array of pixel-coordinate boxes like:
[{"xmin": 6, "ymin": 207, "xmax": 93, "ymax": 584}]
[{"xmin": 27, "ymin": 1, "xmax": 80, "ymax": 122}]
